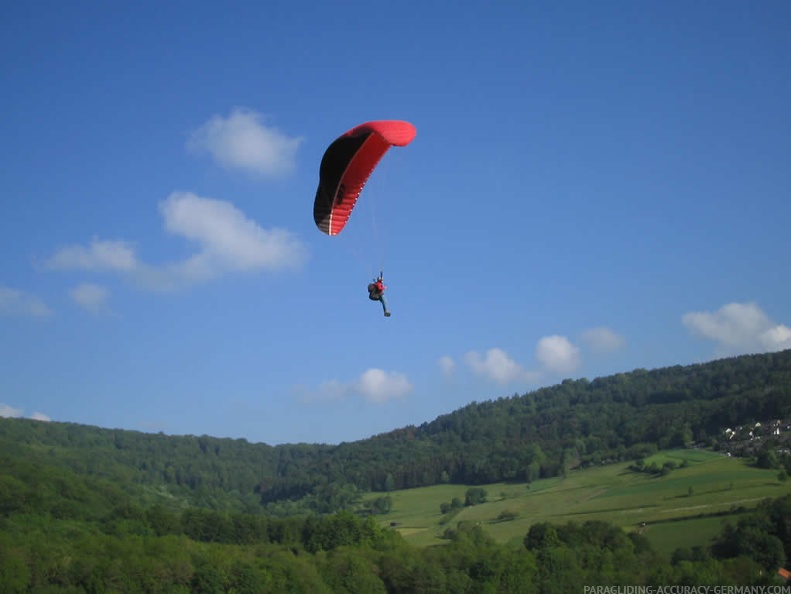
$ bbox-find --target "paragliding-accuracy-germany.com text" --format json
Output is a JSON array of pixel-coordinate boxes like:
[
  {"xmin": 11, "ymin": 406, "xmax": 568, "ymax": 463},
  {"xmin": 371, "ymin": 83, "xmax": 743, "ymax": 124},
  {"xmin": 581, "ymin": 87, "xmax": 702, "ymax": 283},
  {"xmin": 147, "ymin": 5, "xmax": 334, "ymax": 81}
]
[{"xmin": 582, "ymin": 585, "xmax": 791, "ymax": 594}]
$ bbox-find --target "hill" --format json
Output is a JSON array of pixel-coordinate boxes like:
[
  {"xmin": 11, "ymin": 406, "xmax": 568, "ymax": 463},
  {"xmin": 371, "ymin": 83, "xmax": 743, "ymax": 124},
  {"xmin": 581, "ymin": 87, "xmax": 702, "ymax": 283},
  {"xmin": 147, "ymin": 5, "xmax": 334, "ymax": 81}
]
[
  {"xmin": 1, "ymin": 349, "xmax": 790, "ymax": 513},
  {"xmin": 367, "ymin": 448, "xmax": 790, "ymax": 553}
]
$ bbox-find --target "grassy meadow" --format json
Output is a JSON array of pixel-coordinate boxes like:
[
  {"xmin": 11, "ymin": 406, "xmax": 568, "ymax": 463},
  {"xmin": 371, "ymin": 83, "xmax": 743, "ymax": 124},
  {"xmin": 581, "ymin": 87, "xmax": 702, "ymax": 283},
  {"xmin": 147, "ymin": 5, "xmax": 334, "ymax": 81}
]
[{"xmin": 364, "ymin": 449, "xmax": 790, "ymax": 557}]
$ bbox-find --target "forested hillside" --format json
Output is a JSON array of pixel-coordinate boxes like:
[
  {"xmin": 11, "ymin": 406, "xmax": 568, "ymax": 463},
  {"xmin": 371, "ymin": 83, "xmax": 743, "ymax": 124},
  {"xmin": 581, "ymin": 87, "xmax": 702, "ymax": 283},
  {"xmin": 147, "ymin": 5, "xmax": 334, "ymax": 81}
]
[
  {"xmin": 2, "ymin": 445, "xmax": 791, "ymax": 591},
  {"xmin": 3, "ymin": 475, "xmax": 791, "ymax": 592},
  {"xmin": 1, "ymin": 350, "xmax": 790, "ymax": 513}
]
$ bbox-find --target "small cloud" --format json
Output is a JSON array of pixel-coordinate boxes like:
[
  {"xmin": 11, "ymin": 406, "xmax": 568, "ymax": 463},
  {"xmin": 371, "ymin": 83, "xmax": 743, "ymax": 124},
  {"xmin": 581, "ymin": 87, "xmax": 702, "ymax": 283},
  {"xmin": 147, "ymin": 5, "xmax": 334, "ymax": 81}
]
[
  {"xmin": 187, "ymin": 107, "xmax": 303, "ymax": 177},
  {"xmin": 299, "ymin": 368, "xmax": 413, "ymax": 404},
  {"xmin": 456, "ymin": 334, "xmax": 592, "ymax": 386},
  {"xmin": 0, "ymin": 403, "xmax": 23, "ymax": 418},
  {"xmin": 459, "ymin": 336, "xmax": 584, "ymax": 386},
  {"xmin": 69, "ymin": 283, "xmax": 110, "ymax": 312},
  {"xmin": 438, "ymin": 355, "xmax": 455, "ymax": 378},
  {"xmin": 535, "ymin": 335, "xmax": 581, "ymax": 374},
  {"xmin": 45, "ymin": 238, "xmax": 137, "ymax": 271},
  {"xmin": 30, "ymin": 412, "xmax": 51, "ymax": 422},
  {"xmin": 761, "ymin": 325, "xmax": 791, "ymax": 349},
  {"xmin": 0, "ymin": 286, "xmax": 53, "ymax": 318},
  {"xmin": 580, "ymin": 327, "xmax": 626, "ymax": 355},
  {"xmin": 355, "ymin": 369, "xmax": 412, "ymax": 403},
  {"xmin": 683, "ymin": 302, "xmax": 791, "ymax": 355},
  {"xmin": 464, "ymin": 348, "xmax": 539, "ymax": 385},
  {"xmin": 44, "ymin": 193, "xmax": 307, "ymax": 293}
]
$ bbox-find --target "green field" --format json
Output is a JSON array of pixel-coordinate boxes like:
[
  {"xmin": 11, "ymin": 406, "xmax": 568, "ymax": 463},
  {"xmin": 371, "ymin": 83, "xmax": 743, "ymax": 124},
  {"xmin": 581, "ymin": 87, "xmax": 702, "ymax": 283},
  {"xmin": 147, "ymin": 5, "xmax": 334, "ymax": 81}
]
[
  {"xmin": 364, "ymin": 449, "xmax": 790, "ymax": 556},
  {"xmin": 638, "ymin": 514, "xmax": 736, "ymax": 558}
]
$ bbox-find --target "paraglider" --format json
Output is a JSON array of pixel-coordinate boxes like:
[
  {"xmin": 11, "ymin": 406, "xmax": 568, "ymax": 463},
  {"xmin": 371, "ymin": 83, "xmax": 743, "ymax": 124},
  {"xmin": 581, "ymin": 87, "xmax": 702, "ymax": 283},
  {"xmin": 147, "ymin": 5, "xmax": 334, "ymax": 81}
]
[
  {"xmin": 313, "ymin": 120, "xmax": 416, "ymax": 236},
  {"xmin": 313, "ymin": 120, "xmax": 416, "ymax": 317},
  {"xmin": 368, "ymin": 272, "xmax": 390, "ymax": 317}
]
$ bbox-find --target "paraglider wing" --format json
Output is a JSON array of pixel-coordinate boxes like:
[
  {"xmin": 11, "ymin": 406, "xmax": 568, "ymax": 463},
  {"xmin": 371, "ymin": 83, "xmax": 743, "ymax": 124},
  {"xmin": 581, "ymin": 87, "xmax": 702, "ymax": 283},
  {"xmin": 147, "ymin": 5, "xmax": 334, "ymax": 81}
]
[{"xmin": 313, "ymin": 120, "xmax": 416, "ymax": 236}]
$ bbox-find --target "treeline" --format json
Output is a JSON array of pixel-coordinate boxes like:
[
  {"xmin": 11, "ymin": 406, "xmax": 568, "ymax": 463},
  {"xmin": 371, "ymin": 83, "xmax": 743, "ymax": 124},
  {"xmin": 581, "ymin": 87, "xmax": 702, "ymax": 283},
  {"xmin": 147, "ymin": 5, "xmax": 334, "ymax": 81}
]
[
  {"xmin": 1, "ymin": 350, "xmax": 790, "ymax": 511},
  {"xmin": 358, "ymin": 349, "xmax": 791, "ymax": 489},
  {"xmin": 4, "ymin": 446, "xmax": 791, "ymax": 591},
  {"xmin": 4, "ymin": 491, "xmax": 791, "ymax": 592}
]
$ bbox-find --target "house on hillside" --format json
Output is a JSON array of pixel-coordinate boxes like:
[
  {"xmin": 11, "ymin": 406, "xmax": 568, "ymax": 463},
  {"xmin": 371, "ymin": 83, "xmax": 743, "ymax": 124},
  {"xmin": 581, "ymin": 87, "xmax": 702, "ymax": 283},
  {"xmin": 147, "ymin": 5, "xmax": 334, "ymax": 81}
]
[{"xmin": 717, "ymin": 418, "xmax": 791, "ymax": 458}]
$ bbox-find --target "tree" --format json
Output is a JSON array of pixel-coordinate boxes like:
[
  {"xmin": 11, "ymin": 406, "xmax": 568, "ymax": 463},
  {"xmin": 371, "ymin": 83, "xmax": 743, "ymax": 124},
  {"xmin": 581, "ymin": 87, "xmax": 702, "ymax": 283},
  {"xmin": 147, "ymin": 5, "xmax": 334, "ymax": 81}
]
[
  {"xmin": 524, "ymin": 523, "xmax": 559, "ymax": 550},
  {"xmin": 496, "ymin": 510, "xmax": 518, "ymax": 522},
  {"xmin": 465, "ymin": 488, "xmax": 487, "ymax": 506},
  {"xmin": 0, "ymin": 548, "xmax": 30, "ymax": 594},
  {"xmin": 756, "ymin": 447, "xmax": 779, "ymax": 470}
]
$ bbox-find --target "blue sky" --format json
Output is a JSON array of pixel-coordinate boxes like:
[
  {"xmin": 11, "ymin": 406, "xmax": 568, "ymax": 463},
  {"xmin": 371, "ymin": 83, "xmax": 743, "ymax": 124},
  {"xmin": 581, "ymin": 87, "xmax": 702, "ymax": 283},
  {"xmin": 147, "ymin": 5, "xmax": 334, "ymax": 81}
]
[{"xmin": 2, "ymin": 1, "xmax": 790, "ymax": 445}]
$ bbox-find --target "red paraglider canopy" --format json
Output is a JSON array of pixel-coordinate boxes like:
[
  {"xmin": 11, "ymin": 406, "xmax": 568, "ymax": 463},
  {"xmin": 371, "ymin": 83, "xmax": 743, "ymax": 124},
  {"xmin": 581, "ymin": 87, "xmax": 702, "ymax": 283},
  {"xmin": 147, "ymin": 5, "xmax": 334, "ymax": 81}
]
[{"xmin": 313, "ymin": 120, "xmax": 416, "ymax": 236}]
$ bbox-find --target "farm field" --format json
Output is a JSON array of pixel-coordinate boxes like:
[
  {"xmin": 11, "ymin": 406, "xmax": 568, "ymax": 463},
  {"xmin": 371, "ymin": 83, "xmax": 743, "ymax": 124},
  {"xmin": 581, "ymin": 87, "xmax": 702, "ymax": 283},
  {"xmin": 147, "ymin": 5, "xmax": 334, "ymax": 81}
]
[
  {"xmin": 639, "ymin": 514, "xmax": 736, "ymax": 558},
  {"xmin": 365, "ymin": 449, "xmax": 790, "ymax": 556}
]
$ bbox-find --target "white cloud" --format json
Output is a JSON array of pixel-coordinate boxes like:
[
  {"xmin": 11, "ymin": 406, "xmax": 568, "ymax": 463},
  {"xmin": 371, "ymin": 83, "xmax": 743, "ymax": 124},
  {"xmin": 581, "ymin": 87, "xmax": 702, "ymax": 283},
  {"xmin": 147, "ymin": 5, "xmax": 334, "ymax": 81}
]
[
  {"xmin": 535, "ymin": 335, "xmax": 581, "ymax": 374},
  {"xmin": 464, "ymin": 348, "xmax": 539, "ymax": 385},
  {"xmin": 452, "ymin": 330, "xmax": 617, "ymax": 386},
  {"xmin": 301, "ymin": 368, "xmax": 413, "ymax": 404},
  {"xmin": 156, "ymin": 192, "xmax": 306, "ymax": 281},
  {"xmin": 69, "ymin": 283, "xmax": 110, "ymax": 312},
  {"xmin": 0, "ymin": 286, "xmax": 53, "ymax": 318},
  {"xmin": 453, "ymin": 335, "xmax": 589, "ymax": 387},
  {"xmin": 761, "ymin": 325, "xmax": 791, "ymax": 349},
  {"xmin": 46, "ymin": 238, "xmax": 137, "ymax": 271},
  {"xmin": 0, "ymin": 404, "xmax": 49, "ymax": 421},
  {"xmin": 581, "ymin": 326, "xmax": 626, "ymax": 355},
  {"xmin": 683, "ymin": 302, "xmax": 791, "ymax": 355},
  {"xmin": 438, "ymin": 355, "xmax": 455, "ymax": 377},
  {"xmin": 45, "ymin": 193, "xmax": 307, "ymax": 292},
  {"xmin": 355, "ymin": 369, "xmax": 413, "ymax": 403},
  {"xmin": 0, "ymin": 403, "xmax": 23, "ymax": 418},
  {"xmin": 187, "ymin": 107, "xmax": 303, "ymax": 177}
]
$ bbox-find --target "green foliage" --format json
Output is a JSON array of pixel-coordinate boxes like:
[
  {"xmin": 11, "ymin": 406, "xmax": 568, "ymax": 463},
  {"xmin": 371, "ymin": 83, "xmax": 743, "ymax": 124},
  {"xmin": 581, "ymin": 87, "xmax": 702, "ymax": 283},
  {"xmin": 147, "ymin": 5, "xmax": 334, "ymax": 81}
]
[
  {"xmin": 2, "ymin": 491, "xmax": 791, "ymax": 590},
  {"xmin": 495, "ymin": 509, "xmax": 518, "ymax": 522},
  {"xmin": 302, "ymin": 511, "xmax": 381, "ymax": 553},
  {"xmin": 3, "ymin": 350, "xmax": 791, "ymax": 516},
  {"xmin": 0, "ymin": 351, "xmax": 790, "ymax": 590},
  {"xmin": 0, "ymin": 545, "xmax": 30, "ymax": 594},
  {"xmin": 629, "ymin": 458, "xmax": 679, "ymax": 477},
  {"xmin": 465, "ymin": 487, "xmax": 488, "ymax": 506},
  {"xmin": 711, "ymin": 498, "xmax": 791, "ymax": 570},
  {"xmin": 756, "ymin": 445, "xmax": 780, "ymax": 469},
  {"xmin": 439, "ymin": 496, "xmax": 463, "ymax": 515},
  {"xmin": 524, "ymin": 522, "xmax": 560, "ymax": 550},
  {"xmin": 672, "ymin": 545, "xmax": 710, "ymax": 565},
  {"xmin": 362, "ymin": 495, "xmax": 392, "ymax": 516},
  {"xmin": 318, "ymin": 549, "xmax": 387, "ymax": 594}
]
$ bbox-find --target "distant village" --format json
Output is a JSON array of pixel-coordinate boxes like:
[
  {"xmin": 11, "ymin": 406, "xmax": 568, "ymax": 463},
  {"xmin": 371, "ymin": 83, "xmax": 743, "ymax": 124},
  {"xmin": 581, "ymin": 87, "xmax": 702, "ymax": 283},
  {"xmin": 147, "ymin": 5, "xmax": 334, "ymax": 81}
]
[{"xmin": 715, "ymin": 419, "xmax": 791, "ymax": 458}]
